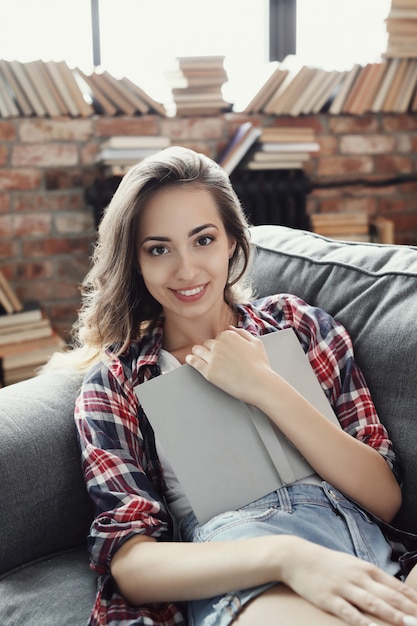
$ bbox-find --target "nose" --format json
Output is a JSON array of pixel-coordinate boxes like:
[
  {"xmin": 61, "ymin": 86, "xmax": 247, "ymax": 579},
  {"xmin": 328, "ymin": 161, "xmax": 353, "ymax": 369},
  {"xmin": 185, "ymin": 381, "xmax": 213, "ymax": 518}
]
[{"xmin": 174, "ymin": 250, "xmax": 199, "ymax": 281}]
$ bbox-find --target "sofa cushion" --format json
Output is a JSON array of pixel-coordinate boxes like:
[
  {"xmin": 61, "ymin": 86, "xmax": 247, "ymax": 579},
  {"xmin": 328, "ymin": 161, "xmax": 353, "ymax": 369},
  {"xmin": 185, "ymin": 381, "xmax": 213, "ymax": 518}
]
[
  {"xmin": 0, "ymin": 369, "xmax": 93, "ymax": 574},
  {"xmin": 249, "ymin": 225, "xmax": 417, "ymax": 533},
  {"xmin": 0, "ymin": 548, "xmax": 96, "ymax": 626}
]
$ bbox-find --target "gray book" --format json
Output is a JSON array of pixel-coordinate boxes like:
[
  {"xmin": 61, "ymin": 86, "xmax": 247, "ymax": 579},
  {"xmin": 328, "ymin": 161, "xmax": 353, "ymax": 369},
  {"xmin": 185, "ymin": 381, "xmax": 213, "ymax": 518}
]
[{"xmin": 136, "ymin": 328, "xmax": 341, "ymax": 524}]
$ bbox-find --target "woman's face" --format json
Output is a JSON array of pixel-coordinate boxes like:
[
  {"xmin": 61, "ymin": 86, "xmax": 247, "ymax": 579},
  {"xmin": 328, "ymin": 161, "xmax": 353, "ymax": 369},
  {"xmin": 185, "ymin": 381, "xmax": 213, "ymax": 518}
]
[{"xmin": 137, "ymin": 185, "xmax": 236, "ymax": 326}]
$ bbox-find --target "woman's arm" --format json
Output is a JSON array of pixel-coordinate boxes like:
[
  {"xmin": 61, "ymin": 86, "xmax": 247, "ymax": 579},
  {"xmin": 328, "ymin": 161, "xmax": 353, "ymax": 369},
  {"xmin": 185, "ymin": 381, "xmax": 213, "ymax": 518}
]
[
  {"xmin": 110, "ymin": 532, "xmax": 417, "ymax": 626},
  {"xmin": 186, "ymin": 327, "xmax": 402, "ymax": 523}
]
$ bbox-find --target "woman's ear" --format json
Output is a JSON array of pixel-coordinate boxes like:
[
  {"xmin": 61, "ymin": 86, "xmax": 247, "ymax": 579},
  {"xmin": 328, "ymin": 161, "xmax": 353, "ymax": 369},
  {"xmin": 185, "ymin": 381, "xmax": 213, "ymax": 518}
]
[{"xmin": 229, "ymin": 240, "xmax": 237, "ymax": 259}]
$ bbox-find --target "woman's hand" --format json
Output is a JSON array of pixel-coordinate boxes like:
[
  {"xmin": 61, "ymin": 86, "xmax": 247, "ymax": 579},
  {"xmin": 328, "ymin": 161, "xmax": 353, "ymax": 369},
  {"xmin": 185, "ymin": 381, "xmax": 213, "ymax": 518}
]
[
  {"xmin": 281, "ymin": 537, "xmax": 417, "ymax": 626},
  {"xmin": 185, "ymin": 326, "xmax": 274, "ymax": 405}
]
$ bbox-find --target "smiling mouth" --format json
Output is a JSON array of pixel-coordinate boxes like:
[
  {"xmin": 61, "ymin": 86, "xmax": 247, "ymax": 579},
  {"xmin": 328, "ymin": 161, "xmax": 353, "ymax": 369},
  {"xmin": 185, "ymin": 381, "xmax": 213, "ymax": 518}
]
[{"xmin": 175, "ymin": 285, "xmax": 206, "ymax": 297}]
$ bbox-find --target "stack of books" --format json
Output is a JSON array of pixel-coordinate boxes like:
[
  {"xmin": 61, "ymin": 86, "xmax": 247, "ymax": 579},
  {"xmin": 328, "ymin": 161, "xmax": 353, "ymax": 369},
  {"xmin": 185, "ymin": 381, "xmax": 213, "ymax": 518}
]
[
  {"xmin": 241, "ymin": 53, "xmax": 417, "ymax": 116},
  {"xmin": 245, "ymin": 127, "xmax": 320, "ymax": 171},
  {"xmin": 0, "ymin": 269, "xmax": 66, "ymax": 386},
  {"xmin": 96, "ymin": 135, "xmax": 171, "ymax": 176},
  {"xmin": 165, "ymin": 56, "xmax": 232, "ymax": 116},
  {"xmin": 310, "ymin": 212, "xmax": 395, "ymax": 245},
  {"xmin": 242, "ymin": 59, "xmax": 347, "ymax": 117},
  {"xmin": 76, "ymin": 68, "xmax": 167, "ymax": 117},
  {"xmin": 0, "ymin": 59, "xmax": 167, "ymax": 119},
  {"xmin": 329, "ymin": 59, "xmax": 417, "ymax": 115},
  {"xmin": 385, "ymin": 0, "xmax": 417, "ymax": 58}
]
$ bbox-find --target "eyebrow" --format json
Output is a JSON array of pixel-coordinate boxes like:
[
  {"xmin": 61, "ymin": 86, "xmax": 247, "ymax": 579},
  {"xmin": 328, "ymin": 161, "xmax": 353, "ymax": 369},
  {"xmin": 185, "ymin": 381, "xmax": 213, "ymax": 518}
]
[{"xmin": 141, "ymin": 223, "xmax": 219, "ymax": 244}]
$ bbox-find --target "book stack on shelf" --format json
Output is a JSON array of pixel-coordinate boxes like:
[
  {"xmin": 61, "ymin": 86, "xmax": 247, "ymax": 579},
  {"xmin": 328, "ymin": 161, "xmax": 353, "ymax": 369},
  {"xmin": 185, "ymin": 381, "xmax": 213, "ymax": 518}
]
[
  {"xmin": 242, "ymin": 59, "xmax": 347, "ymax": 116},
  {"xmin": 310, "ymin": 212, "xmax": 395, "ymax": 244},
  {"xmin": 164, "ymin": 56, "xmax": 232, "ymax": 116},
  {"xmin": 0, "ymin": 270, "xmax": 66, "ymax": 386},
  {"xmin": 329, "ymin": 58, "xmax": 417, "ymax": 114},
  {"xmin": 385, "ymin": 0, "xmax": 417, "ymax": 58},
  {"xmin": 76, "ymin": 68, "xmax": 167, "ymax": 117},
  {"xmin": 96, "ymin": 135, "xmax": 171, "ymax": 176},
  {"xmin": 245, "ymin": 126, "xmax": 320, "ymax": 170},
  {"xmin": 0, "ymin": 59, "xmax": 167, "ymax": 119},
  {"xmin": 241, "ymin": 47, "xmax": 417, "ymax": 116}
]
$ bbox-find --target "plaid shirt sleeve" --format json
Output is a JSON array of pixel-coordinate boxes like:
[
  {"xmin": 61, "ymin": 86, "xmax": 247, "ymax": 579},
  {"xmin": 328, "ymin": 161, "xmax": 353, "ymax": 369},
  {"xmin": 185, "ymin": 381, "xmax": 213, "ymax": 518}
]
[
  {"xmin": 248, "ymin": 294, "xmax": 400, "ymax": 481},
  {"xmin": 74, "ymin": 353, "xmax": 187, "ymax": 625},
  {"xmin": 74, "ymin": 357, "xmax": 172, "ymax": 575}
]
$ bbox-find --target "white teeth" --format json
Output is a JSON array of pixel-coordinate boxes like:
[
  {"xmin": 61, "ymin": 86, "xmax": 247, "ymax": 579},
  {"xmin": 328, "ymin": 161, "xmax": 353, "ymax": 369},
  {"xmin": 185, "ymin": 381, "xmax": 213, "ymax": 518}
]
[{"xmin": 177, "ymin": 286, "xmax": 204, "ymax": 296}]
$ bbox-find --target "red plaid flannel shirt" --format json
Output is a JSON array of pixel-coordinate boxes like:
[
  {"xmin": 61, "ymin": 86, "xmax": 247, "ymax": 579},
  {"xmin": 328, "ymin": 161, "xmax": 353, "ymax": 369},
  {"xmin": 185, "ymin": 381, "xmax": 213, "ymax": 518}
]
[{"xmin": 75, "ymin": 294, "xmax": 398, "ymax": 625}]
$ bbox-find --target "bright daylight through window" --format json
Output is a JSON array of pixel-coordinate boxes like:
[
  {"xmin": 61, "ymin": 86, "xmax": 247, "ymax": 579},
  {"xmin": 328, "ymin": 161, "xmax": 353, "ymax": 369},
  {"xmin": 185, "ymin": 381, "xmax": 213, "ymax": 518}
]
[{"xmin": 1, "ymin": 0, "xmax": 391, "ymax": 110}]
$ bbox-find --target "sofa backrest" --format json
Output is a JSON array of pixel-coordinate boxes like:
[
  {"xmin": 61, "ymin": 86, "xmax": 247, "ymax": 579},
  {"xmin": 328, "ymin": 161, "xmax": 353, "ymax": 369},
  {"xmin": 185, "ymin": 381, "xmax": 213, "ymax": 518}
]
[
  {"xmin": 249, "ymin": 225, "xmax": 417, "ymax": 533},
  {"xmin": 1, "ymin": 224, "xmax": 416, "ymax": 575},
  {"xmin": 0, "ymin": 369, "xmax": 92, "ymax": 575}
]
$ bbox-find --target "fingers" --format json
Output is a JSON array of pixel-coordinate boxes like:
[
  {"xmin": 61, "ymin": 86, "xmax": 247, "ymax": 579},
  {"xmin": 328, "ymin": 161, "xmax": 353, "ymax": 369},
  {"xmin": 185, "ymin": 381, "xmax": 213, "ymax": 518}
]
[
  {"xmin": 185, "ymin": 328, "xmax": 256, "ymax": 369},
  {"xmin": 287, "ymin": 546, "xmax": 417, "ymax": 626},
  {"xmin": 327, "ymin": 568, "xmax": 417, "ymax": 626}
]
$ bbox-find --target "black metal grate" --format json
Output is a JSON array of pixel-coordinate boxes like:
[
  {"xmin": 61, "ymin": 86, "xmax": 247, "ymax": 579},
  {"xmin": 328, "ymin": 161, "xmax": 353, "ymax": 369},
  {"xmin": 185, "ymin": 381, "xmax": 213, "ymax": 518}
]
[{"xmin": 230, "ymin": 168, "xmax": 311, "ymax": 229}]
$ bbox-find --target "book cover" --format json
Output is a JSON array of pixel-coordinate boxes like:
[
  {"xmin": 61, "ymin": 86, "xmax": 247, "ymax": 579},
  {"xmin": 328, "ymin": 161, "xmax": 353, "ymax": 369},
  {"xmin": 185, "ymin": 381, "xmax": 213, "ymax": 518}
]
[
  {"xmin": 0, "ymin": 69, "xmax": 19, "ymax": 118},
  {"xmin": 57, "ymin": 61, "xmax": 94, "ymax": 117},
  {"xmin": 0, "ymin": 270, "xmax": 23, "ymax": 313},
  {"xmin": 119, "ymin": 76, "xmax": 167, "ymax": 116},
  {"xmin": 0, "ymin": 305, "xmax": 42, "ymax": 329},
  {"xmin": 260, "ymin": 127, "xmax": 315, "ymax": 143},
  {"xmin": 272, "ymin": 66, "xmax": 316, "ymax": 115},
  {"xmin": 310, "ymin": 70, "xmax": 346, "ymax": 114},
  {"xmin": 382, "ymin": 58, "xmax": 410, "ymax": 112},
  {"xmin": 0, "ymin": 60, "xmax": 32, "ymax": 116},
  {"xmin": 96, "ymin": 147, "xmax": 165, "ymax": 165},
  {"xmin": 329, "ymin": 64, "xmax": 361, "ymax": 115},
  {"xmin": 45, "ymin": 61, "xmax": 80, "ymax": 117},
  {"xmin": 101, "ymin": 136, "xmax": 170, "ymax": 150},
  {"xmin": 98, "ymin": 71, "xmax": 138, "ymax": 115},
  {"xmin": 8, "ymin": 60, "xmax": 46, "ymax": 117},
  {"xmin": 2, "ymin": 333, "xmax": 66, "ymax": 371},
  {"xmin": 342, "ymin": 64, "xmax": 373, "ymax": 114},
  {"xmin": 0, "ymin": 319, "xmax": 53, "ymax": 346},
  {"xmin": 392, "ymin": 59, "xmax": 417, "ymax": 113},
  {"xmin": 218, "ymin": 121, "xmax": 261, "ymax": 175},
  {"xmin": 37, "ymin": 60, "xmax": 69, "ymax": 115},
  {"xmin": 137, "ymin": 328, "xmax": 340, "ymax": 524},
  {"xmin": 25, "ymin": 61, "xmax": 61, "ymax": 118},
  {"xmin": 353, "ymin": 63, "xmax": 387, "ymax": 114},
  {"xmin": 289, "ymin": 68, "xmax": 327, "ymax": 116},
  {"xmin": 259, "ymin": 141, "xmax": 319, "ymax": 153},
  {"xmin": 243, "ymin": 65, "xmax": 289, "ymax": 114},
  {"xmin": 371, "ymin": 58, "xmax": 401, "ymax": 113},
  {"xmin": 246, "ymin": 159, "xmax": 306, "ymax": 170},
  {"xmin": 75, "ymin": 68, "xmax": 117, "ymax": 116},
  {"xmin": 91, "ymin": 72, "xmax": 136, "ymax": 115}
]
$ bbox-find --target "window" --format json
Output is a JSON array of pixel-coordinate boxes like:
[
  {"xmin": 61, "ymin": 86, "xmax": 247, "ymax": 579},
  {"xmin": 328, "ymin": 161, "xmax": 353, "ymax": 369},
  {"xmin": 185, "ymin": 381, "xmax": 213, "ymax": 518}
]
[{"xmin": 1, "ymin": 0, "xmax": 391, "ymax": 110}]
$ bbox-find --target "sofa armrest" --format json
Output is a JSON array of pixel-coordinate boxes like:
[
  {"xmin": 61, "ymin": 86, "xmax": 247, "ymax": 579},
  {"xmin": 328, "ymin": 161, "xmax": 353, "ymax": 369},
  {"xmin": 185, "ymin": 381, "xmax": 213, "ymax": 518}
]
[{"xmin": 0, "ymin": 369, "xmax": 93, "ymax": 575}]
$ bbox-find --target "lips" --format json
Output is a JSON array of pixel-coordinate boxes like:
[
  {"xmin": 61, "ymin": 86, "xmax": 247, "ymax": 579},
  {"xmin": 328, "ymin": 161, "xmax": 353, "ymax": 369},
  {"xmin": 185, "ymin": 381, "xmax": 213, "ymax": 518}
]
[
  {"xmin": 171, "ymin": 284, "xmax": 207, "ymax": 301},
  {"xmin": 176, "ymin": 285, "xmax": 205, "ymax": 297}
]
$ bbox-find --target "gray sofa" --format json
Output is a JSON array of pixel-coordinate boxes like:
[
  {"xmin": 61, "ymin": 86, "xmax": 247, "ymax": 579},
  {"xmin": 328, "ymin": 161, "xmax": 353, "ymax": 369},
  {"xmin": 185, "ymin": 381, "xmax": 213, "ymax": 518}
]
[{"xmin": 1, "ymin": 224, "xmax": 417, "ymax": 625}]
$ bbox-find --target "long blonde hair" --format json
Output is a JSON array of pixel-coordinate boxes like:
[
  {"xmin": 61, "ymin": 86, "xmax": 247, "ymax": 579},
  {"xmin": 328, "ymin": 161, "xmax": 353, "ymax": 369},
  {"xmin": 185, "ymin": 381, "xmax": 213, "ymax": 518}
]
[{"xmin": 52, "ymin": 147, "xmax": 252, "ymax": 372}]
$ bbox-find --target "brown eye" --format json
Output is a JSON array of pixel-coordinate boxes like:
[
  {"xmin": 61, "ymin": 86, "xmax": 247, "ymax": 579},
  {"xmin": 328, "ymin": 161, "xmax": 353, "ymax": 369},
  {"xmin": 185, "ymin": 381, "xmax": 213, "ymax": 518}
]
[
  {"xmin": 150, "ymin": 245, "xmax": 168, "ymax": 256},
  {"xmin": 196, "ymin": 235, "xmax": 214, "ymax": 246}
]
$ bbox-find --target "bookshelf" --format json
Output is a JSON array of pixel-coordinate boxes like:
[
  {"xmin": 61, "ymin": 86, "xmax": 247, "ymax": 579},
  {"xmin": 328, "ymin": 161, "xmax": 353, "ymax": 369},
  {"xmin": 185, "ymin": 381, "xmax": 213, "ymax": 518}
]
[
  {"xmin": 0, "ymin": 270, "xmax": 66, "ymax": 386},
  {"xmin": 0, "ymin": 60, "xmax": 167, "ymax": 118}
]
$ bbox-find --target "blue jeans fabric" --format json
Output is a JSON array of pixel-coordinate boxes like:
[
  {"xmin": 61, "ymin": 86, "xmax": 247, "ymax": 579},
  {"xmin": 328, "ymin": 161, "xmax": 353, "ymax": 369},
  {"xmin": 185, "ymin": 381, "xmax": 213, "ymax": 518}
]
[{"xmin": 179, "ymin": 482, "xmax": 400, "ymax": 626}]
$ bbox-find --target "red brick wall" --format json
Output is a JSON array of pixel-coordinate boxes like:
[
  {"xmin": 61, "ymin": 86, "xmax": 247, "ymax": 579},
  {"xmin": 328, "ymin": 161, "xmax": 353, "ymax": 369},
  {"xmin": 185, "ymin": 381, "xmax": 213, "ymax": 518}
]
[{"xmin": 1, "ymin": 112, "xmax": 416, "ymax": 339}]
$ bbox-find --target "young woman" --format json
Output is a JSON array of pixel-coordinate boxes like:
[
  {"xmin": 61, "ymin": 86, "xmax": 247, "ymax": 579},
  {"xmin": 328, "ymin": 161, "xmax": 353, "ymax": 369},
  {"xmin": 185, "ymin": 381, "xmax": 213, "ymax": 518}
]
[{"xmin": 72, "ymin": 146, "xmax": 417, "ymax": 626}]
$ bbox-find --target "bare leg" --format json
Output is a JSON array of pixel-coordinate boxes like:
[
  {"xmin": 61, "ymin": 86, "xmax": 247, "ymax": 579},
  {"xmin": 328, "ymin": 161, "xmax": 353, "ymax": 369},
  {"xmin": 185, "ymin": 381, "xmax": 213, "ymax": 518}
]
[
  {"xmin": 406, "ymin": 564, "xmax": 417, "ymax": 589},
  {"xmin": 234, "ymin": 566, "xmax": 417, "ymax": 626},
  {"xmin": 234, "ymin": 585, "xmax": 348, "ymax": 625}
]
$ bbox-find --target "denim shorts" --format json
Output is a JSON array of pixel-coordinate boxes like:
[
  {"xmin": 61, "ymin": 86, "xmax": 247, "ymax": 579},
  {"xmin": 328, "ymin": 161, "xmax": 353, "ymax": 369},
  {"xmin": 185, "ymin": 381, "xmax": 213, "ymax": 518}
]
[{"xmin": 178, "ymin": 481, "xmax": 400, "ymax": 626}]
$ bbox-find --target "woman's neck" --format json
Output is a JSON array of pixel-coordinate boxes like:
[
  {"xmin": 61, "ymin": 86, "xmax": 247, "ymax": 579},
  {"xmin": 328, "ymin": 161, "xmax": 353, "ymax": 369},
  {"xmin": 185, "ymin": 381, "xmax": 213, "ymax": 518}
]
[{"xmin": 162, "ymin": 304, "xmax": 236, "ymax": 364}]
